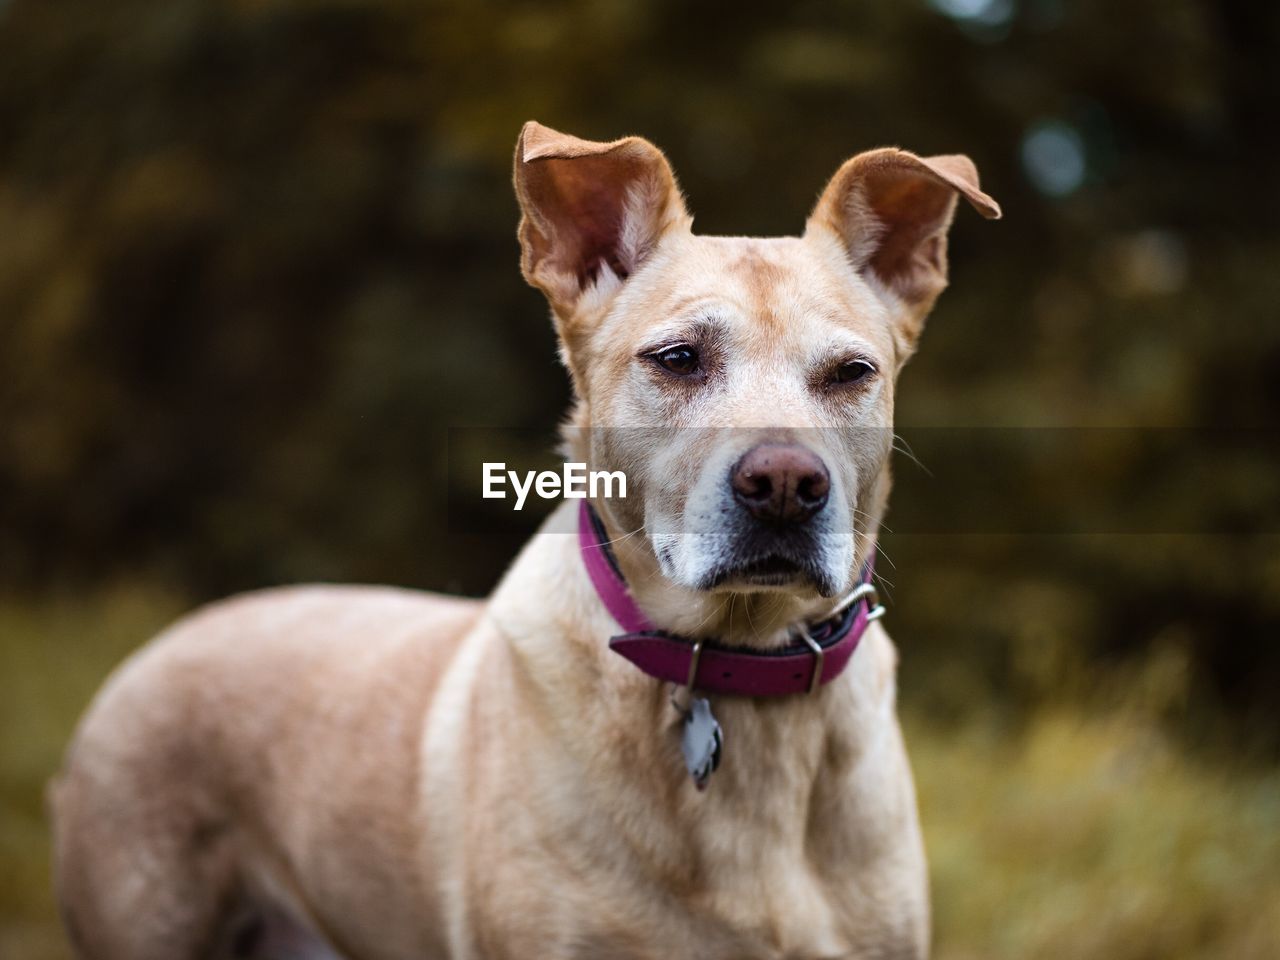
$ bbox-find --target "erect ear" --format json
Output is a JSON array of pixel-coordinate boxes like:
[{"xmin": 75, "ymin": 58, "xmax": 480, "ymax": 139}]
[
  {"xmin": 514, "ymin": 121, "xmax": 690, "ymax": 319},
  {"xmin": 806, "ymin": 147, "xmax": 1000, "ymax": 344}
]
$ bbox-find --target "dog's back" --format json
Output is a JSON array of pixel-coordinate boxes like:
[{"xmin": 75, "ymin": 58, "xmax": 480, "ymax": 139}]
[{"xmin": 50, "ymin": 585, "xmax": 480, "ymax": 960}]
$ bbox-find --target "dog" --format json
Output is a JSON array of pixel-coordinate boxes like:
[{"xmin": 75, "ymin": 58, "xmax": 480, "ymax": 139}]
[{"xmin": 50, "ymin": 121, "xmax": 999, "ymax": 959}]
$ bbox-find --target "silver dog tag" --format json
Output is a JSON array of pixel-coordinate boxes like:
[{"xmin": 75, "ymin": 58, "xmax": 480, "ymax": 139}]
[{"xmin": 680, "ymin": 697, "xmax": 723, "ymax": 790}]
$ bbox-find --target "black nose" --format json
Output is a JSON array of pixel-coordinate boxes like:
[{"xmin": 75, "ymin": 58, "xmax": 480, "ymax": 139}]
[{"xmin": 730, "ymin": 444, "xmax": 830, "ymax": 525}]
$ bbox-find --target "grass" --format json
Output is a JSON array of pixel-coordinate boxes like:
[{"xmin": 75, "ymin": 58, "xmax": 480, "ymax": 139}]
[
  {"xmin": 2, "ymin": 589, "xmax": 1277, "ymax": 959},
  {"xmin": 0, "ymin": 586, "xmax": 185, "ymax": 960},
  {"xmin": 912, "ymin": 711, "xmax": 1280, "ymax": 959}
]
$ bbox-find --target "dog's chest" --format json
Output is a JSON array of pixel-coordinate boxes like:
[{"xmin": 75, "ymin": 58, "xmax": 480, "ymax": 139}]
[
  {"xmin": 610, "ymin": 747, "xmax": 923, "ymax": 956},
  {"xmin": 595, "ymin": 862, "xmax": 922, "ymax": 960},
  {"xmin": 679, "ymin": 827, "xmax": 920, "ymax": 959}
]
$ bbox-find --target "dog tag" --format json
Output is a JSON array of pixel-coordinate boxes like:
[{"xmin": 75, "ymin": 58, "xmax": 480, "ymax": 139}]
[{"xmin": 680, "ymin": 697, "xmax": 723, "ymax": 790}]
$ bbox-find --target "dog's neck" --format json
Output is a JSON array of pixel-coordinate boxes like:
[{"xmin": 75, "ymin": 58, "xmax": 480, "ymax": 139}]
[{"xmin": 485, "ymin": 500, "xmax": 902, "ymax": 952}]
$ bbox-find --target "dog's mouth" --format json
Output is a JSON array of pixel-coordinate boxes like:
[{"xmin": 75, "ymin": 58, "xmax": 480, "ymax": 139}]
[
  {"xmin": 701, "ymin": 551, "xmax": 835, "ymax": 596},
  {"xmin": 731, "ymin": 554, "xmax": 805, "ymax": 583}
]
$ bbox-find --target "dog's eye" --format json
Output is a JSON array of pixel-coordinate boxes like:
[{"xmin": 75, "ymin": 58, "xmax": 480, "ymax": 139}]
[
  {"xmin": 830, "ymin": 359, "xmax": 876, "ymax": 387},
  {"xmin": 652, "ymin": 345, "xmax": 700, "ymax": 376}
]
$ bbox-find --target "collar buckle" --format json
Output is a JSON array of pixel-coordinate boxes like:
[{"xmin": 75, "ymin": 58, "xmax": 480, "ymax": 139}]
[
  {"xmin": 796, "ymin": 625, "xmax": 825, "ymax": 695},
  {"xmin": 794, "ymin": 579, "xmax": 885, "ymax": 695}
]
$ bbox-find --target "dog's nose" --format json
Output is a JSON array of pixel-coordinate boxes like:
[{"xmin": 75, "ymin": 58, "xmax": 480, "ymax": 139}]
[{"xmin": 730, "ymin": 444, "xmax": 830, "ymax": 524}]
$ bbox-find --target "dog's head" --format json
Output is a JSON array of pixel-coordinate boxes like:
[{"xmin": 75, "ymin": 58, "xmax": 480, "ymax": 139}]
[{"xmin": 514, "ymin": 122, "xmax": 999, "ymax": 641}]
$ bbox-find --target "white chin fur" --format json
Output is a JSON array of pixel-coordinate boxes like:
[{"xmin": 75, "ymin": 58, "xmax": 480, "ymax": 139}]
[{"xmin": 648, "ymin": 519, "xmax": 855, "ymax": 598}]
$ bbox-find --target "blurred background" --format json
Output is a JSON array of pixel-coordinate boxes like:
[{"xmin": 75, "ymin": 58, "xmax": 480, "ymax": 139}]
[{"xmin": 3, "ymin": 0, "xmax": 1279, "ymax": 957}]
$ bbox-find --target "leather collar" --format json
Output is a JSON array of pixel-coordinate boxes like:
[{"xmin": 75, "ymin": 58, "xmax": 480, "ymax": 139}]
[{"xmin": 578, "ymin": 501, "xmax": 883, "ymax": 698}]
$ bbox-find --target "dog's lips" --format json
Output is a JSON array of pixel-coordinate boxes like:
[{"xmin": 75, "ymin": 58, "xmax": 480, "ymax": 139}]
[
  {"xmin": 732, "ymin": 554, "xmax": 804, "ymax": 581},
  {"xmin": 702, "ymin": 552, "xmax": 833, "ymax": 595}
]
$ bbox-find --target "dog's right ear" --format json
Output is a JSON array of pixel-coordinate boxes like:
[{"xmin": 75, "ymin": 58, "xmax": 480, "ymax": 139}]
[{"xmin": 514, "ymin": 121, "xmax": 690, "ymax": 320}]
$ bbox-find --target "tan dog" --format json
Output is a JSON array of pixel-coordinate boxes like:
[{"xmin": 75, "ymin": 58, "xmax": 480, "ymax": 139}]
[{"xmin": 50, "ymin": 122, "xmax": 998, "ymax": 960}]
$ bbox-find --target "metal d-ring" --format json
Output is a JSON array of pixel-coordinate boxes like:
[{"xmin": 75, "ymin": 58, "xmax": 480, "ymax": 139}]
[{"xmin": 833, "ymin": 581, "xmax": 886, "ymax": 622}]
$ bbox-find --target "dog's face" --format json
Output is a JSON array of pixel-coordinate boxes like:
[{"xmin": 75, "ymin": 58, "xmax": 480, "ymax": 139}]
[{"xmin": 515, "ymin": 123, "xmax": 998, "ymax": 629}]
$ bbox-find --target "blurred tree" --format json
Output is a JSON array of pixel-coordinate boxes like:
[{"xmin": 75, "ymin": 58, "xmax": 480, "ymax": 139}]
[{"xmin": 0, "ymin": 0, "xmax": 1276, "ymax": 740}]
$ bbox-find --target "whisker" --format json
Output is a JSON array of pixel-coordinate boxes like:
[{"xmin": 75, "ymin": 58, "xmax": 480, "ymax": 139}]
[
  {"xmin": 742, "ymin": 594, "xmax": 766, "ymax": 646},
  {"xmin": 851, "ymin": 507, "xmax": 891, "ymax": 534},
  {"xmin": 871, "ymin": 539, "xmax": 897, "ymax": 572},
  {"xmin": 892, "ymin": 433, "xmax": 933, "ymax": 478},
  {"xmin": 688, "ymin": 594, "xmax": 730, "ymax": 636},
  {"xmin": 872, "ymin": 569, "xmax": 896, "ymax": 604},
  {"xmin": 595, "ymin": 525, "xmax": 645, "ymax": 549}
]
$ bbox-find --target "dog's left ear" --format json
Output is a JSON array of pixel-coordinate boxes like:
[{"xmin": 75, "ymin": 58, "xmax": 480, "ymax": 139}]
[
  {"xmin": 806, "ymin": 148, "xmax": 1000, "ymax": 346},
  {"xmin": 514, "ymin": 121, "xmax": 690, "ymax": 321}
]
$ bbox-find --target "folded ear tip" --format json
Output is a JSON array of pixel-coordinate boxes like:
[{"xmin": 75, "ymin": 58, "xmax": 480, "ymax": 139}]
[
  {"xmin": 974, "ymin": 194, "xmax": 1002, "ymax": 220},
  {"xmin": 924, "ymin": 153, "xmax": 1001, "ymax": 221}
]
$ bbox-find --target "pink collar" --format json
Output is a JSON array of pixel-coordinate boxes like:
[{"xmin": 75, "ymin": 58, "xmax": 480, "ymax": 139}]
[{"xmin": 578, "ymin": 501, "xmax": 883, "ymax": 698}]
